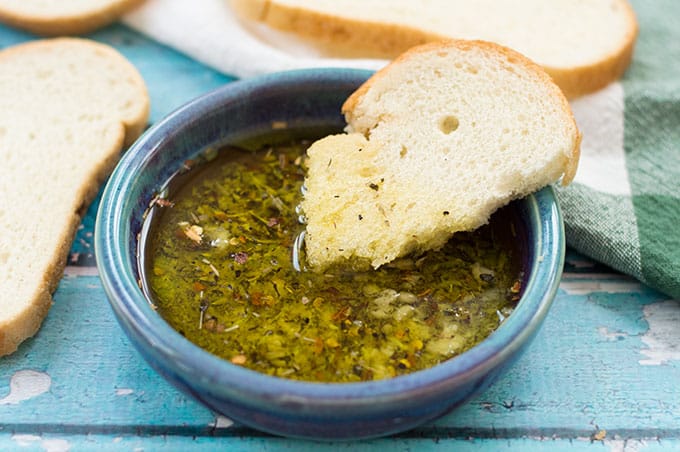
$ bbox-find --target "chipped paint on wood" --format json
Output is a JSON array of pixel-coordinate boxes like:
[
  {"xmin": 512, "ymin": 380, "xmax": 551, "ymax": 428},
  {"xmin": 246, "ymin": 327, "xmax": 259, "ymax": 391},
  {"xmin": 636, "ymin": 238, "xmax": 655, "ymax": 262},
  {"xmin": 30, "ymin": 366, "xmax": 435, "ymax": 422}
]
[
  {"xmin": 639, "ymin": 300, "xmax": 680, "ymax": 365},
  {"xmin": 213, "ymin": 415, "xmax": 234, "ymax": 429},
  {"xmin": 12, "ymin": 434, "xmax": 70, "ymax": 452},
  {"xmin": 605, "ymin": 439, "xmax": 650, "ymax": 452},
  {"xmin": 0, "ymin": 370, "xmax": 51, "ymax": 405}
]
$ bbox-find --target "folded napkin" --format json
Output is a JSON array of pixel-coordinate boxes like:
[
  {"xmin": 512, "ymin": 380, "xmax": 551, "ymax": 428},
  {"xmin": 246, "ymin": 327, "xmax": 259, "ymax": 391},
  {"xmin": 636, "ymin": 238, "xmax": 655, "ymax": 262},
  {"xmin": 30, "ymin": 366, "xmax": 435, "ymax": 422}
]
[
  {"xmin": 556, "ymin": 1, "xmax": 680, "ymax": 299},
  {"xmin": 124, "ymin": 0, "xmax": 680, "ymax": 299}
]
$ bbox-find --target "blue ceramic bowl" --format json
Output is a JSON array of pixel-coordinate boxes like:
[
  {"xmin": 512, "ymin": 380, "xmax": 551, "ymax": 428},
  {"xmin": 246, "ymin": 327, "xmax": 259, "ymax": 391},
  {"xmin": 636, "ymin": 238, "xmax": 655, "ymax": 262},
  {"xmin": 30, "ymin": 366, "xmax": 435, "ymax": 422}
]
[{"xmin": 95, "ymin": 68, "xmax": 564, "ymax": 440}]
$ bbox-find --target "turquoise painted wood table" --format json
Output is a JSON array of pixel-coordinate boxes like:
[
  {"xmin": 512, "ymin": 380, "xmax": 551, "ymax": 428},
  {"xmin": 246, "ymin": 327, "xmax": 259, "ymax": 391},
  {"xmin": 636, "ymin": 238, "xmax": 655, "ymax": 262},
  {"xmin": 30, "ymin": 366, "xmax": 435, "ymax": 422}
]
[{"xmin": 2, "ymin": 23, "xmax": 680, "ymax": 452}]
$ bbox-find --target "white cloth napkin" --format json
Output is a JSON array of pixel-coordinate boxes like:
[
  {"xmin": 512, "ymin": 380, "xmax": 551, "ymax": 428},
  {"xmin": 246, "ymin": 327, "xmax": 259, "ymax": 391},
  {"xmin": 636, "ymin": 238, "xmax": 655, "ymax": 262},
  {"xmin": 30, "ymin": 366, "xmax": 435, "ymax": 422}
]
[{"xmin": 122, "ymin": 0, "xmax": 387, "ymax": 78}]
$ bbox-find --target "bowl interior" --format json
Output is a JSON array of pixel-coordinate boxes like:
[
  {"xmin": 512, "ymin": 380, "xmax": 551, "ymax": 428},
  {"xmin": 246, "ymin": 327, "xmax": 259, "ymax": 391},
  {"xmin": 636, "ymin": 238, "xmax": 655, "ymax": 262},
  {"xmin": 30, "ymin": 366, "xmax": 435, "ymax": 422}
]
[{"xmin": 95, "ymin": 68, "xmax": 564, "ymax": 438}]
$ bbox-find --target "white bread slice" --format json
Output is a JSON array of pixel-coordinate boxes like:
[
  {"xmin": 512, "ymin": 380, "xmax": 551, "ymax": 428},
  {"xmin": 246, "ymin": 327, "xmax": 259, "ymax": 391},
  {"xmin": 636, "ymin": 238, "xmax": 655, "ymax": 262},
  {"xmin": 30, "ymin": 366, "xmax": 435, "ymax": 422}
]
[
  {"xmin": 0, "ymin": 0, "xmax": 144, "ymax": 36},
  {"xmin": 0, "ymin": 38, "xmax": 149, "ymax": 356},
  {"xmin": 230, "ymin": 0, "xmax": 638, "ymax": 98},
  {"xmin": 300, "ymin": 40, "xmax": 581, "ymax": 270}
]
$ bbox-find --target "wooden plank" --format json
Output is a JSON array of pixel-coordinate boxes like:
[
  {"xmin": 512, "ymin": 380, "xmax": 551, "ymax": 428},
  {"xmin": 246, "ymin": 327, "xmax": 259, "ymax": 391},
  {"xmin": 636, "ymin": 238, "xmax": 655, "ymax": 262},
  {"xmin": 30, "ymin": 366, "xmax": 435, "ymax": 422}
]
[
  {"xmin": 2, "ymin": 270, "xmax": 679, "ymax": 440},
  {"xmin": 0, "ymin": 433, "xmax": 673, "ymax": 451}
]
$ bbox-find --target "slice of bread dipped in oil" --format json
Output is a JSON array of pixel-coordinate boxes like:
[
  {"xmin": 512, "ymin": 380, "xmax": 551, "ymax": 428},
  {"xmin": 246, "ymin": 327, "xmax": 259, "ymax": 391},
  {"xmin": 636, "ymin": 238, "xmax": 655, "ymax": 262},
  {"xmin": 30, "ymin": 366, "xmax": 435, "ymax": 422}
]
[
  {"xmin": 0, "ymin": 38, "xmax": 149, "ymax": 356},
  {"xmin": 301, "ymin": 40, "xmax": 581, "ymax": 270}
]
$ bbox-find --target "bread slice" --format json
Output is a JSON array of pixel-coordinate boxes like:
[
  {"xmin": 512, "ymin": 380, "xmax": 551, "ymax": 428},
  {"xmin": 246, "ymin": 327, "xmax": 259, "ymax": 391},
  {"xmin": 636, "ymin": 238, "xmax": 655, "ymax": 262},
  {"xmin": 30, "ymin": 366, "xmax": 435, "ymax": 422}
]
[
  {"xmin": 0, "ymin": 0, "xmax": 144, "ymax": 35},
  {"xmin": 230, "ymin": 0, "xmax": 638, "ymax": 98},
  {"xmin": 0, "ymin": 38, "xmax": 149, "ymax": 356},
  {"xmin": 300, "ymin": 40, "xmax": 581, "ymax": 270}
]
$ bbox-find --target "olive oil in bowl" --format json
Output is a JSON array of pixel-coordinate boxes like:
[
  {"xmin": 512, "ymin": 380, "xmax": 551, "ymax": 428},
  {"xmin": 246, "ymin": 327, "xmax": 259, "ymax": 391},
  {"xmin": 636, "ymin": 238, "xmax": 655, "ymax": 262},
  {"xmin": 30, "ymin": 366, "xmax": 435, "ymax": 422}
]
[{"xmin": 139, "ymin": 140, "xmax": 522, "ymax": 382}]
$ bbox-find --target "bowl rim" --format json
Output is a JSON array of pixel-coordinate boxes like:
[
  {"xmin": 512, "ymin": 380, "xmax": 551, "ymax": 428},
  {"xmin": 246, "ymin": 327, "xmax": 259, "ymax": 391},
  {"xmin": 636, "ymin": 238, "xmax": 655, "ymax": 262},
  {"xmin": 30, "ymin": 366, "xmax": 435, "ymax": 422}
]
[{"xmin": 95, "ymin": 67, "xmax": 564, "ymax": 406}]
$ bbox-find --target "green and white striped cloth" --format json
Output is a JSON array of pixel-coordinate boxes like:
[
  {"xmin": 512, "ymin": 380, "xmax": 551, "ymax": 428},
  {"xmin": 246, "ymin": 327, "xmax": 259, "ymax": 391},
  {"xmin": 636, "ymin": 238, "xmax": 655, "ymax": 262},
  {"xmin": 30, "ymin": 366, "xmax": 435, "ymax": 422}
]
[
  {"xmin": 124, "ymin": 0, "xmax": 678, "ymax": 298},
  {"xmin": 556, "ymin": 0, "xmax": 680, "ymax": 299}
]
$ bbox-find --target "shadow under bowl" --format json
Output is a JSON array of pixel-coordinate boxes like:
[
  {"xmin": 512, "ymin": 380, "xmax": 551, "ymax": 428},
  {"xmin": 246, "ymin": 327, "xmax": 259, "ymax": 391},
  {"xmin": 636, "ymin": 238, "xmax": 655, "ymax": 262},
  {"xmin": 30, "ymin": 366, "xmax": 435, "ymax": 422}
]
[{"xmin": 95, "ymin": 68, "xmax": 565, "ymax": 440}]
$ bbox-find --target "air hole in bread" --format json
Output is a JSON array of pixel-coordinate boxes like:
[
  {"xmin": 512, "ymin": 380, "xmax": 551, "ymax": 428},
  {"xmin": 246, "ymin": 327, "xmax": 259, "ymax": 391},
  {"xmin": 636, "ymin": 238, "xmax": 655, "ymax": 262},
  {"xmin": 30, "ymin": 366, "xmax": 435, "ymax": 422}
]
[
  {"xmin": 400, "ymin": 145, "xmax": 408, "ymax": 158},
  {"xmin": 439, "ymin": 115, "xmax": 459, "ymax": 134}
]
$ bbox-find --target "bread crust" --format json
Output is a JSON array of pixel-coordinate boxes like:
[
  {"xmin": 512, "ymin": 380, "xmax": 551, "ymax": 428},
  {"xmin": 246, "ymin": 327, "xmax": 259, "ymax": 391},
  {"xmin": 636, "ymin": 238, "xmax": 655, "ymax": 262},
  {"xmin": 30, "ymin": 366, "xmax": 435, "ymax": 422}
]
[
  {"xmin": 542, "ymin": 1, "xmax": 638, "ymax": 98},
  {"xmin": 343, "ymin": 39, "xmax": 581, "ymax": 182},
  {"xmin": 230, "ymin": 0, "xmax": 439, "ymax": 59},
  {"xmin": 0, "ymin": 0, "xmax": 145, "ymax": 36},
  {"xmin": 230, "ymin": 0, "xmax": 638, "ymax": 98},
  {"xmin": 0, "ymin": 215, "xmax": 81, "ymax": 356},
  {"xmin": 0, "ymin": 38, "xmax": 149, "ymax": 356}
]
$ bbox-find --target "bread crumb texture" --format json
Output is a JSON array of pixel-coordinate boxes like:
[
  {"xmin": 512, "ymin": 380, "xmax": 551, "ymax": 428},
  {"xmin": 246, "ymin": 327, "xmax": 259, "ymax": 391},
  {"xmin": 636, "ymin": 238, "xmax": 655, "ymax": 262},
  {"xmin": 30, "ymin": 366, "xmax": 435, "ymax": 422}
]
[
  {"xmin": 230, "ymin": 0, "xmax": 638, "ymax": 98},
  {"xmin": 301, "ymin": 40, "xmax": 581, "ymax": 270},
  {"xmin": 0, "ymin": 38, "xmax": 149, "ymax": 356},
  {"xmin": 0, "ymin": 0, "xmax": 144, "ymax": 35}
]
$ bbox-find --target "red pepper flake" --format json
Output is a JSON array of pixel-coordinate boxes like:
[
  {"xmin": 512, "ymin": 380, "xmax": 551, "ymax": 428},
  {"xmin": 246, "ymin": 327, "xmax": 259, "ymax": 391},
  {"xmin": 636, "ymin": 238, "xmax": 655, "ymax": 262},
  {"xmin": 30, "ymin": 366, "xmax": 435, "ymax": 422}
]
[
  {"xmin": 313, "ymin": 337, "xmax": 324, "ymax": 354},
  {"xmin": 192, "ymin": 281, "xmax": 206, "ymax": 292},
  {"xmin": 249, "ymin": 292, "xmax": 275, "ymax": 307},
  {"xmin": 154, "ymin": 198, "xmax": 174, "ymax": 208},
  {"xmin": 250, "ymin": 291, "xmax": 264, "ymax": 306},
  {"xmin": 234, "ymin": 252, "xmax": 249, "ymax": 264},
  {"xmin": 331, "ymin": 305, "xmax": 351, "ymax": 322}
]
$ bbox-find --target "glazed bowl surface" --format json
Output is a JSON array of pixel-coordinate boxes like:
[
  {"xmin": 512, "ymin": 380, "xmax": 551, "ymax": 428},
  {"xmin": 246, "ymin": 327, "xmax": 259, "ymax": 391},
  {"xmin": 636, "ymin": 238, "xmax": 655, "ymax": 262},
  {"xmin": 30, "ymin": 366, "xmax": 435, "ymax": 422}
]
[{"xmin": 95, "ymin": 68, "xmax": 565, "ymax": 440}]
